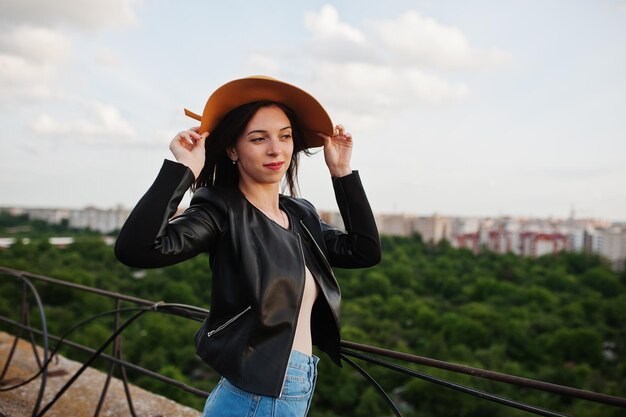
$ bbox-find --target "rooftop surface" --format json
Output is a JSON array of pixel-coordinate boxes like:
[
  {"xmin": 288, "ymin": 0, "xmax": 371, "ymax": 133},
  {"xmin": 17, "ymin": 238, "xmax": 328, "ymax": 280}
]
[{"xmin": 0, "ymin": 331, "xmax": 202, "ymax": 417}]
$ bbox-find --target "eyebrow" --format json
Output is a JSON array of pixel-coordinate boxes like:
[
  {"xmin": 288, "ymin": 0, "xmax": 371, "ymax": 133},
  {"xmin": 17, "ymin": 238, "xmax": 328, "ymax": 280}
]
[{"xmin": 246, "ymin": 126, "xmax": 291, "ymax": 136}]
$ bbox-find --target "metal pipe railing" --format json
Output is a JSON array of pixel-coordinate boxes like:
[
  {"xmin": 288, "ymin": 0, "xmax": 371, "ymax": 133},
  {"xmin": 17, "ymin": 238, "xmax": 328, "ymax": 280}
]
[
  {"xmin": 0, "ymin": 316, "xmax": 210, "ymax": 397},
  {"xmin": 341, "ymin": 341, "xmax": 626, "ymax": 408}
]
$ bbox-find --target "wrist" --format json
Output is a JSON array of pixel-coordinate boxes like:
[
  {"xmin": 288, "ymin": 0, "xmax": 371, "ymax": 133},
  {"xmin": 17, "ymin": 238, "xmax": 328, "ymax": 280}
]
[
  {"xmin": 330, "ymin": 167, "xmax": 352, "ymax": 177},
  {"xmin": 175, "ymin": 158, "xmax": 202, "ymax": 179}
]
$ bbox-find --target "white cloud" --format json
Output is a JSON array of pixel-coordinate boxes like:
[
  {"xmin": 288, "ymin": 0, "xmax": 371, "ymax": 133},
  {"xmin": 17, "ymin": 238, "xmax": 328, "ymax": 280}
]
[
  {"xmin": 0, "ymin": 26, "xmax": 72, "ymax": 104},
  {"xmin": 0, "ymin": 52, "xmax": 69, "ymax": 103},
  {"xmin": 404, "ymin": 69, "xmax": 470, "ymax": 102},
  {"xmin": 28, "ymin": 101, "xmax": 136, "ymax": 140},
  {"xmin": 0, "ymin": 24, "xmax": 73, "ymax": 105},
  {"xmin": 0, "ymin": 25, "xmax": 72, "ymax": 64},
  {"xmin": 0, "ymin": 0, "xmax": 139, "ymax": 30},
  {"xmin": 298, "ymin": 6, "xmax": 474, "ymax": 122},
  {"xmin": 0, "ymin": 0, "xmax": 140, "ymax": 104},
  {"xmin": 0, "ymin": 0, "xmax": 138, "ymax": 109},
  {"xmin": 305, "ymin": 4, "xmax": 365, "ymax": 43},
  {"xmin": 304, "ymin": 4, "xmax": 372, "ymax": 62},
  {"xmin": 0, "ymin": 53, "xmax": 53, "ymax": 84},
  {"xmin": 311, "ymin": 62, "xmax": 469, "ymax": 116},
  {"xmin": 371, "ymin": 11, "xmax": 512, "ymax": 69}
]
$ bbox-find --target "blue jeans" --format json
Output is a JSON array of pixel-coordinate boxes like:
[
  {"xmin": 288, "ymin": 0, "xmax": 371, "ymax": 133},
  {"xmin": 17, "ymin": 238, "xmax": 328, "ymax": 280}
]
[{"xmin": 202, "ymin": 350, "xmax": 319, "ymax": 417}]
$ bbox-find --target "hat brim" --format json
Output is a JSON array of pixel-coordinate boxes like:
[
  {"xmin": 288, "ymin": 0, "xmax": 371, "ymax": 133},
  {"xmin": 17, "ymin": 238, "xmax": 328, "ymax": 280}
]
[{"xmin": 185, "ymin": 76, "xmax": 332, "ymax": 149}]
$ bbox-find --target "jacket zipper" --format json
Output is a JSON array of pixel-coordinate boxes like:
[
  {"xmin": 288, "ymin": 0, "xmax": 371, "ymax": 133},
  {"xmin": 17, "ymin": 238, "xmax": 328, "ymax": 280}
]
[{"xmin": 206, "ymin": 305, "xmax": 252, "ymax": 338}]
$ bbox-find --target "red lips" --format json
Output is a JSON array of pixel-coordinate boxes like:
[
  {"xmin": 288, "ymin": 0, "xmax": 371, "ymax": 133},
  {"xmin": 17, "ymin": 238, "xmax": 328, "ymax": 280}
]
[{"xmin": 263, "ymin": 162, "xmax": 284, "ymax": 170}]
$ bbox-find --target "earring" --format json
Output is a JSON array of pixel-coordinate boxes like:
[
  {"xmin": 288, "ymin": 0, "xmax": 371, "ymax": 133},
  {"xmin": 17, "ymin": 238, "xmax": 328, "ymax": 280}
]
[{"xmin": 231, "ymin": 159, "xmax": 237, "ymax": 165}]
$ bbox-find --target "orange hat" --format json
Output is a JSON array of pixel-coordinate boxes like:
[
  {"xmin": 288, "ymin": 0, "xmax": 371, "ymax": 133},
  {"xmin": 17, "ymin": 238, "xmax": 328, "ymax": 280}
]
[{"xmin": 184, "ymin": 75, "xmax": 333, "ymax": 148}]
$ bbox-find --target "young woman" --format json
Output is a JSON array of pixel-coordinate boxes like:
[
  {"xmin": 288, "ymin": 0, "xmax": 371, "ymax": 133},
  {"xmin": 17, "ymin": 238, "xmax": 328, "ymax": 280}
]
[{"xmin": 114, "ymin": 76, "xmax": 380, "ymax": 417}]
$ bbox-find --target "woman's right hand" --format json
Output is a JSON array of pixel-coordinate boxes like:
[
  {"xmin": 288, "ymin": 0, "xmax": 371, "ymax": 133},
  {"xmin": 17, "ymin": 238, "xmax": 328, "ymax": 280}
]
[{"xmin": 169, "ymin": 126, "xmax": 208, "ymax": 179}]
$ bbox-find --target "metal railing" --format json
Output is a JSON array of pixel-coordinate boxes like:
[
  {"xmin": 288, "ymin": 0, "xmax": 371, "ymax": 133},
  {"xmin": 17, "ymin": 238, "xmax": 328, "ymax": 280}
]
[{"xmin": 1, "ymin": 266, "xmax": 625, "ymax": 417}]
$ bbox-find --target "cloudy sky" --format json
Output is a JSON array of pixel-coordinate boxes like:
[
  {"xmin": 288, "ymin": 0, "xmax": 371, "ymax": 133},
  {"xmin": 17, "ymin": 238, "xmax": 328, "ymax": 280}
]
[{"xmin": 1, "ymin": 0, "xmax": 625, "ymax": 221}]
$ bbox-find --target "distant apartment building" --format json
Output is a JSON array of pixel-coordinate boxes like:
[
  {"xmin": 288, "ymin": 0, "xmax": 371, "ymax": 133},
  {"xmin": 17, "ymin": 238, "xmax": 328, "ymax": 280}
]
[
  {"xmin": 375, "ymin": 214, "xmax": 414, "ymax": 237},
  {"xmin": 595, "ymin": 227, "xmax": 626, "ymax": 270},
  {"xmin": 453, "ymin": 217, "xmax": 572, "ymax": 257},
  {"xmin": 68, "ymin": 205, "xmax": 129, "ymax": 233},
  {"xmin": 519, "ymin": 232, "xmax": 571, "ymax": 257},
  {"xmin": 412, "ymin": 215, "xmax": 453, "ymax": 243},
  {"xmin": 454, "ymin": 232, "xmax": 480, "ymax": 253},
  {"xmin": 566, "ymin": 227, "xmax": 587, "ymax": 252},
  {"xmin": 486, "ymin": 228, "xmax": 517, "ymax": 254},
  {"xmin": 1, "ymin": 205, "xmax": 129, "ymax": 234},
  {"xmin": 451, "ymin": 217, "xmax": 480, "ymax": 235},
  {"xmin": 5, "ymin": 207, "xmax": 70, "ymax": 224},
  {"xmin": 370, "ymin": 213, "xmax": 453, "ymax": 242}
]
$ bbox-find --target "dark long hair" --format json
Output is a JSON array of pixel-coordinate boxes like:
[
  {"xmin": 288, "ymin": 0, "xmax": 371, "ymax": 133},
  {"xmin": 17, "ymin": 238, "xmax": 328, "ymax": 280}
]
[{"xmin": 192, "ymin": 101, "xmax": 310, "ymax": 196}]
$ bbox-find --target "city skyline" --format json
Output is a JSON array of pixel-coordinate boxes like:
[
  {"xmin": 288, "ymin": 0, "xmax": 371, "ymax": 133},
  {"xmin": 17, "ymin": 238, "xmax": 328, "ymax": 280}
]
[
  {"xmin": 1, "ymin": 1, "xmax": 625, "ymax": 222},
  {"xmin": 2, "ymin": 202, "xmax": 622, "ymax": 224},
  {"xmin": 4, "ymin": 204, "xmax": 624, "ymax": 271}
]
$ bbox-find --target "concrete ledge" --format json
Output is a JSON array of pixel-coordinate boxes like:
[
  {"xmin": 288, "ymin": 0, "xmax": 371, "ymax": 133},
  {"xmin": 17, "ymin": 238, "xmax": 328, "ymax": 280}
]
[{"xmin": 0, "ymin": 331, "xmax": 202, "ymax": 417}]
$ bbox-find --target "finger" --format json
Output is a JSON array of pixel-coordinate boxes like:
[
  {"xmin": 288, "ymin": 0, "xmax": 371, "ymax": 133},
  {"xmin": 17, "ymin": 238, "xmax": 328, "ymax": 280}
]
[
  {"xmin": 336, "ymin": 124, "xmax": 345, "ymax": 137},
  {"xmin": 332, "ymin": 133, "xmax": 352, "ymax": 147},
  {"xmin": 177, "ymin": 131, "xmax": 190, "ymax": 142},
  {"xmin": 189, "ymin": 130, "xmax": 203, "ymax": 141},
  {"xmin": 317, "ymin": 132, "xmax": 331, "ymax": 142},
  {"xmin": 178, "ymin": 132, "xmax": 195, "ymax": 147},
  {"xmin": 192, "ymin": 126, "xmax": 211, "ymax": 138},
  {"xmin": 332, "ymin": 131, "xmax": 351, "ymax": 142},
  {"xmin": 189, "ymin": 126, "xmax": 210, "ymax": 143},
  {"xmin": 318, "ymin": 132, "xmax": 332, "ymax": 147}
]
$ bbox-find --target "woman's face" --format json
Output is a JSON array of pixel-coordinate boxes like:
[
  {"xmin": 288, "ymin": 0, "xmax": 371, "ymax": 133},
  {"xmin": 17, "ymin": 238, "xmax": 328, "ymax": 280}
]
[{"xmin": 229, "ymin": 105, "xmax": 294, "ymax": 189}]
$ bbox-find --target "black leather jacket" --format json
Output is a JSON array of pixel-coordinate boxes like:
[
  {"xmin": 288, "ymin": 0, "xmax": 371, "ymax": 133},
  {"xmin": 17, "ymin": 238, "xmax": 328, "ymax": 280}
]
[{"xmin": 114, "ymin": 160, "xmax": 380, "ymax": 397}]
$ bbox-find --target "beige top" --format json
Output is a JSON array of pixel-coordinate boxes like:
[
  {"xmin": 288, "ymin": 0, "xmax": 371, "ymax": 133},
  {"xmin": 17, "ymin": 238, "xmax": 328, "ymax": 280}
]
[
  {"xmin": 265, "ymin": 208, "xmax": 318, "ymax": 356},
  {"xmin": 291, "ymin": 265, "xmax": 319, "ymax": 356}
]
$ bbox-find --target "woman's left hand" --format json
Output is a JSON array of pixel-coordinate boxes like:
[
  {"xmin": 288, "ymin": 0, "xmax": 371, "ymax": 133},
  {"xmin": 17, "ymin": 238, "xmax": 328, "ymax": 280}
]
[{"xmin": 319, "ymin": 124, "xmax": 353, "ymax": 177}]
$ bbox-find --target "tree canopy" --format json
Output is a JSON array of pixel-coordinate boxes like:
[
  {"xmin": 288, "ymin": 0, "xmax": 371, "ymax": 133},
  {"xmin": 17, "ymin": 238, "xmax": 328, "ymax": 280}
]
[{"xmin": 0, "ymin": 221, "xmax": 624, "ymax": 416}]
